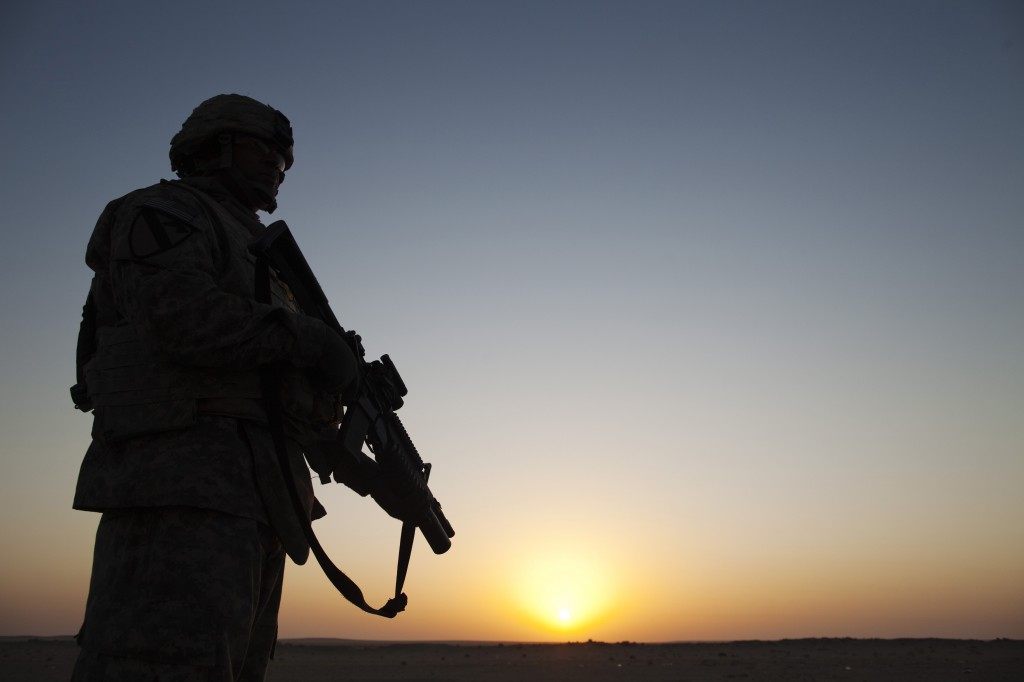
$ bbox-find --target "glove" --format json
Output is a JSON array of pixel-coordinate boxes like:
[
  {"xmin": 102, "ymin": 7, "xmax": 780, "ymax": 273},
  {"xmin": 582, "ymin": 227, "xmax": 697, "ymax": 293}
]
[
  {"xmin": 331, "ymin": 447, "xmax": 380, "ymax": 496},
  {"xmin": 371, "ymin": 481, "xmax": 432, "ymax": 524},
  {"xmin": 313, "ymin": 329, "xmax": 361, "ymax": 404}
]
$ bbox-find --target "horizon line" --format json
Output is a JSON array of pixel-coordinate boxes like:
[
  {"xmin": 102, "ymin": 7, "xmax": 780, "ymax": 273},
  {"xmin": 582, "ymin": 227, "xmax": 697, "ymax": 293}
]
[{"xmin": 3, "ymin": 635, "xmax": 1019, "ymax": 646}]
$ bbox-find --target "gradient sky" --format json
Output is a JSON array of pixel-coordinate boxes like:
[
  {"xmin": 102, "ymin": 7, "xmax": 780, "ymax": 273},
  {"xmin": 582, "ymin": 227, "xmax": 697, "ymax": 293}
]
[{"xmin": 1, "ymin": 0, "xmax": 1022, "ymax": 642}]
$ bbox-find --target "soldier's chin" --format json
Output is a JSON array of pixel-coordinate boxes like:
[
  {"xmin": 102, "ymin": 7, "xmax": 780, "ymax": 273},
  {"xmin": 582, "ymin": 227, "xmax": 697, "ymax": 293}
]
[{"xmin": 251, "ymin": 183, "xmax": 280, "ymax": 212}]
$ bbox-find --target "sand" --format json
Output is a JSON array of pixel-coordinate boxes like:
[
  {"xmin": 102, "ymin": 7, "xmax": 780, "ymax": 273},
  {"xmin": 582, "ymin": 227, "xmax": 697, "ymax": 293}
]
[{"xmin": 3, "ymin": 636, "xmax": 1021, "ymax": 681}]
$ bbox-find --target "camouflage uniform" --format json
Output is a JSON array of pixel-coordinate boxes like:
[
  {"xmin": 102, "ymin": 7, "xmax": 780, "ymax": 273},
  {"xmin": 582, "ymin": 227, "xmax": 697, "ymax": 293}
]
[
  {"xmin": 72, "ymin": 97, "xmax": 339, "ymax": 681},
  {"xmin": 71, "ymin": 507, "xmax": 284, "ymax": 682}
]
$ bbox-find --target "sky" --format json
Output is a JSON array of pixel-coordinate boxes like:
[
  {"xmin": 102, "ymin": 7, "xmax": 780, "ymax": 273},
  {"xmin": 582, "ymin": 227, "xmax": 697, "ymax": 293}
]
[{"xmin": 1, "ymin": 0, "xmax": 1022, "ymax": 643}]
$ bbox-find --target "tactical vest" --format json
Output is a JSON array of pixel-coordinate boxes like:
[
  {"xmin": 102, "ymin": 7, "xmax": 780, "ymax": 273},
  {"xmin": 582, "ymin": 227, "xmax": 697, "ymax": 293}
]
[{"xmin": 73, "ymin": 180, "xmax": 303, "ymax": 441}]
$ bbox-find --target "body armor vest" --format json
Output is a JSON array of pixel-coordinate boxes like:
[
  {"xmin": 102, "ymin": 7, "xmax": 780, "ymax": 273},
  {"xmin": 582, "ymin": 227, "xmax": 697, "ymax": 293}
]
[{"xmin": 74, "ymin": 180, "xmax": 301, "ymax": 441}]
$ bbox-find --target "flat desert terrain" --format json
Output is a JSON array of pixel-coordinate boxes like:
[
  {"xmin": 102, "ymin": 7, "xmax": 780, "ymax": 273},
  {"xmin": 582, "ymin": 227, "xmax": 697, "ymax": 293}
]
[{"xmin": 3, "ymin": 637, "xmax": 1021, "ymax": 681}]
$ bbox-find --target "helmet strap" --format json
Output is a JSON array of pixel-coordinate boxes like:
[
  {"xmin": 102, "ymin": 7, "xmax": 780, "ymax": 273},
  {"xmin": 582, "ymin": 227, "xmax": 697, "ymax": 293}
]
[{"xmin": 217, "ymin": 132, "xmax": 234, "ymax": 169}]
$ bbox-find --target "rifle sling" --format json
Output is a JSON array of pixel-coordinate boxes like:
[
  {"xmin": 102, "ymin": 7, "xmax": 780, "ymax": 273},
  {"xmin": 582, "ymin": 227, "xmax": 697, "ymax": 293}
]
[{"xmin": 255, "ymin": 253, "xmax": 410, "ymax": 619}]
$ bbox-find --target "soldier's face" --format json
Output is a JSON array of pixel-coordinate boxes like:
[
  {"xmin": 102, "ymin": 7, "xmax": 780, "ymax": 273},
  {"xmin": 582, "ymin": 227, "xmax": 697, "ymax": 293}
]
[{"xmin": 233, "ymin": 135, "xmax": 287, "ymax": 198}]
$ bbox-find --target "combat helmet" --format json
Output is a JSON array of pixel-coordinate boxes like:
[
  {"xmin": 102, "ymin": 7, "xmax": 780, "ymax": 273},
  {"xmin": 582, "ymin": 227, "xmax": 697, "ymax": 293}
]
[{"xmin": 169, "ymin": 94, "xmax": 294, "ymax": 177}]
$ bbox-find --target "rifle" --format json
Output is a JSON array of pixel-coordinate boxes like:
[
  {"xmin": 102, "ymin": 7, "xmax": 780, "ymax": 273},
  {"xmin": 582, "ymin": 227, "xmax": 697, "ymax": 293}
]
[{"xmin": 249, "ymin": 220, "xmax": 454, "ymax": 616}]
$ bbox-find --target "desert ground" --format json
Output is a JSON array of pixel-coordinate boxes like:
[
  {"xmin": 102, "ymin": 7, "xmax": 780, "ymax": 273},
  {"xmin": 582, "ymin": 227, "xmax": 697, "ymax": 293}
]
[{"xmin": 3, "ymin": 637, "xmax": 1021, "ymax": 681}]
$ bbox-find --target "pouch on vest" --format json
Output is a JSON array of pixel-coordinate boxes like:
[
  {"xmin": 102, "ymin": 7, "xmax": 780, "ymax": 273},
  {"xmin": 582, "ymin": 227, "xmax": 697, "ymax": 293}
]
[{"xmin": 85, "ymin": 325, "xmax": 199, "ymax": 441}]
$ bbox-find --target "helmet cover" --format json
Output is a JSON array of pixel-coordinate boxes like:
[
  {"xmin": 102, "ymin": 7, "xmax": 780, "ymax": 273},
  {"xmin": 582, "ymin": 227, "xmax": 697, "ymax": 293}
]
[{"xmin": 169, "ymin": 94, "xmax": 294, "ymax": 176}]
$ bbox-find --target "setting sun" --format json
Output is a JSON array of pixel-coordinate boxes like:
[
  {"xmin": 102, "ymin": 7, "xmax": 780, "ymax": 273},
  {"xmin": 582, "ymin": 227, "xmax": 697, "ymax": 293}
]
[{"xmin": 507, "ymin": 544, "xmax": 618, "ymax": 636}]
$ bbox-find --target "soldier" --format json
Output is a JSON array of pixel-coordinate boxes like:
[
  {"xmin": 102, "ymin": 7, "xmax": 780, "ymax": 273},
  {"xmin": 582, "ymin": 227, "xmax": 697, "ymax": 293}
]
[{"xmin": 70, "ymin": 94, "xmax": 359, "ymax": 681}]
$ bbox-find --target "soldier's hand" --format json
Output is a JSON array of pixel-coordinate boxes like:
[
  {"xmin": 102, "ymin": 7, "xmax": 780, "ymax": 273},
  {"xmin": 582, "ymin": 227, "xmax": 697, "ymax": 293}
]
[
  {"xmin": 370, "ymin": 483, "xmax": 431, "ymax": 524},
  {"xmin": 313, "ymin": 329, "xmax": 361, "ymax": 404}
]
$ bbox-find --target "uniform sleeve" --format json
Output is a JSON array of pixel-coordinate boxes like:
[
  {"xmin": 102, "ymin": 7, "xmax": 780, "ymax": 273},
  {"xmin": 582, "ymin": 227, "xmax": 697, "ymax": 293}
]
[{"xmin": 107, "ymin": 200, "xmax": 327, "ymax": 371}]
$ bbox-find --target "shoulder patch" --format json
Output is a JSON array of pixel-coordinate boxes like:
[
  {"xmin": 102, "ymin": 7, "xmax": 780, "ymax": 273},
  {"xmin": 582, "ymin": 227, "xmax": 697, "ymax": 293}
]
[
  {"xmin": 127, "ymin": 207, "xmax": 196, "ymax": 259},
  {"xmin": 141, "ymin": 197, "xmax": 203, "ymax": 228}
]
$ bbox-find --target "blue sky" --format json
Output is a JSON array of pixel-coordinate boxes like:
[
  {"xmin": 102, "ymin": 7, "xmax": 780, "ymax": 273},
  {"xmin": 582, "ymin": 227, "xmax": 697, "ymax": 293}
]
[{"xmin": 1, "ymin": 0, "xmax": 1022, "ymax": 641}]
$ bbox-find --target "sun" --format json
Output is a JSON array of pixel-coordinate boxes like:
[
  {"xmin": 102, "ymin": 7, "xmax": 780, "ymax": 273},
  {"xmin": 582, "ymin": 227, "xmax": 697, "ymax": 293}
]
[{"xmin": 510, "ymin": 546, "xmax": 616, "ymax": 635}]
